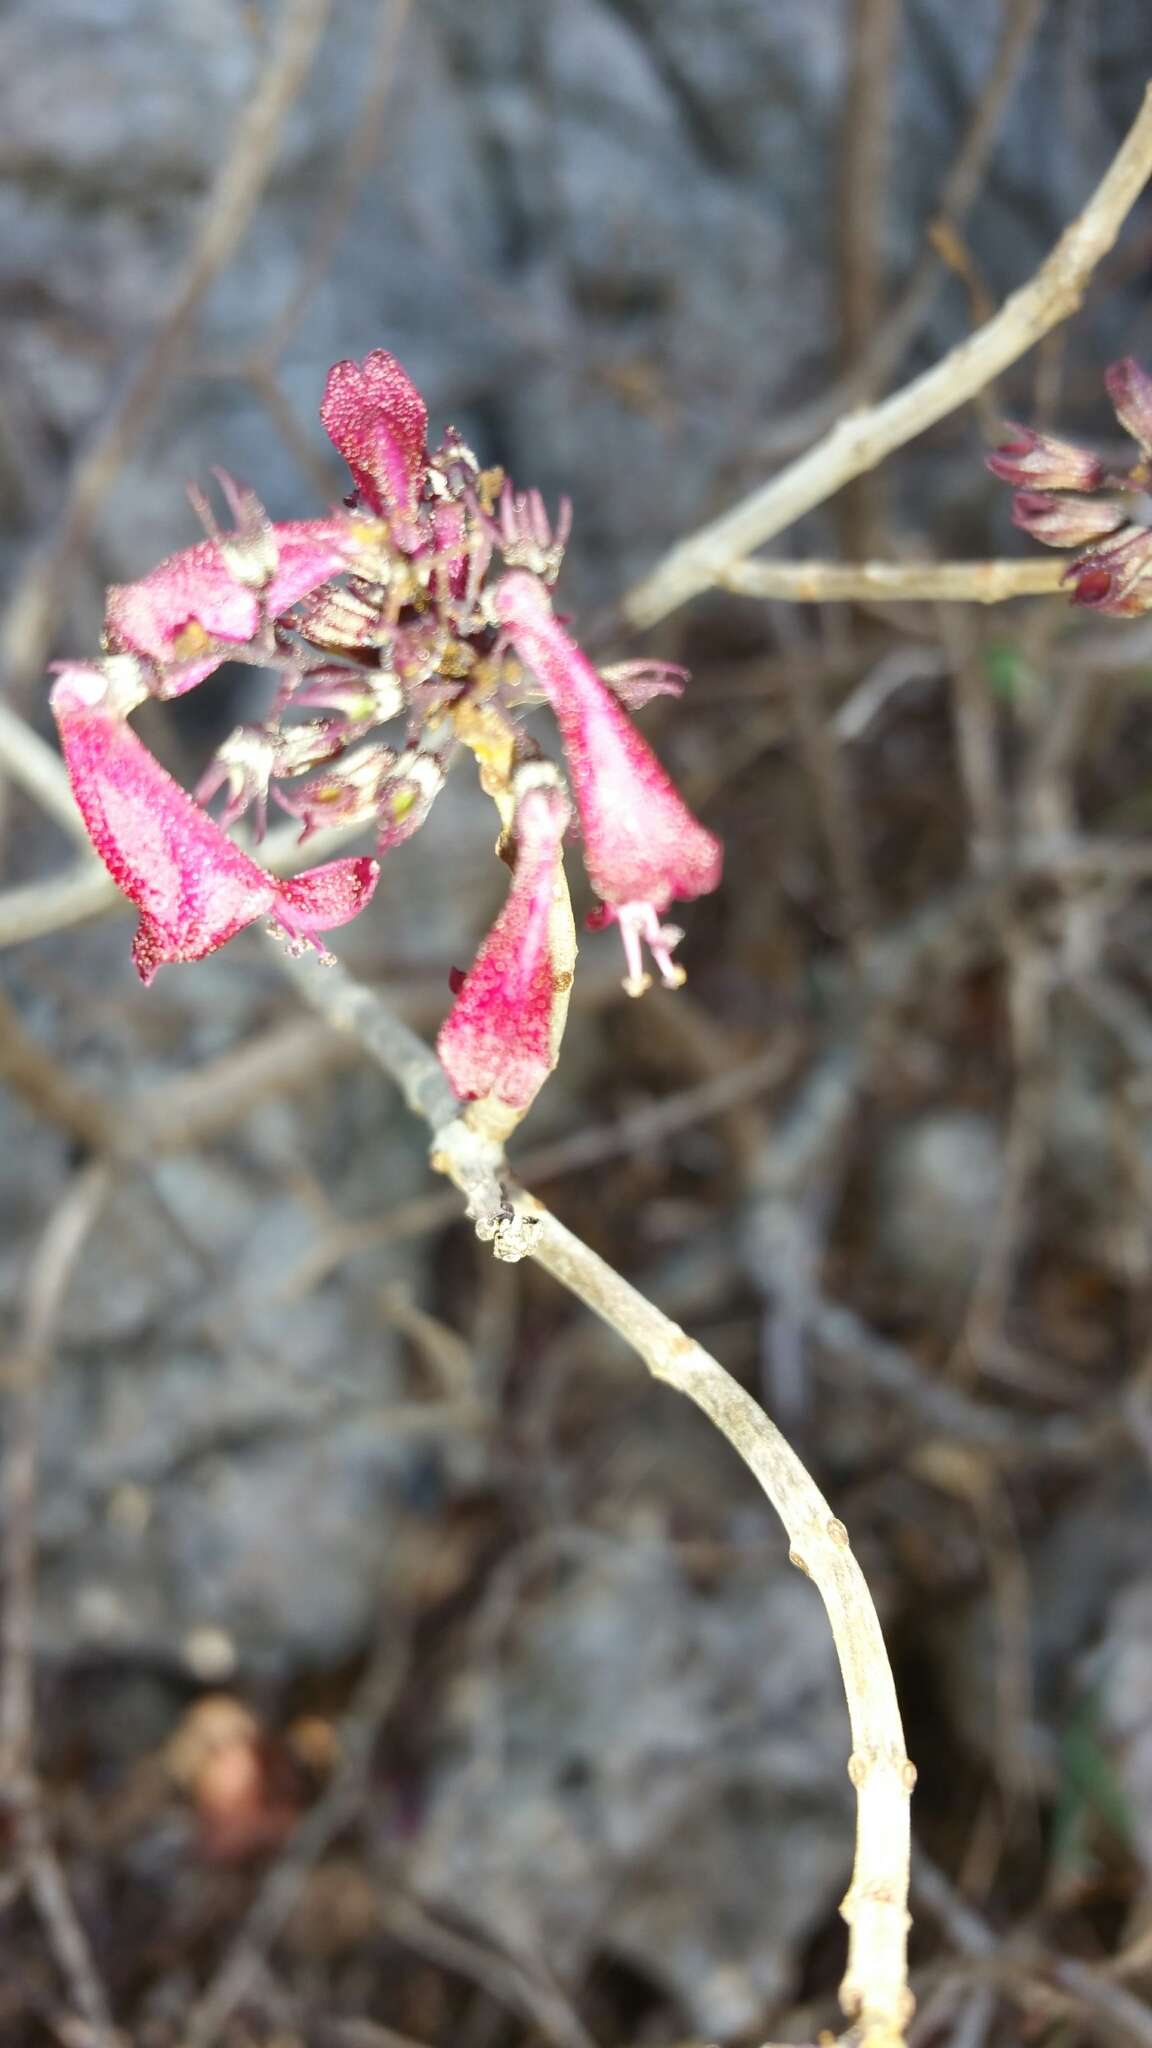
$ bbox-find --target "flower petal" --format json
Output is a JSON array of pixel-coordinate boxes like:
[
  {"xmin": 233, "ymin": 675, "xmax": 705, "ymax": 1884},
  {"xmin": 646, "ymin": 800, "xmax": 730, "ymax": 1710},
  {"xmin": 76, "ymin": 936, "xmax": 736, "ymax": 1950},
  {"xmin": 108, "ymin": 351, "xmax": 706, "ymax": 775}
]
[
  {"xmin": 273, "ymin": 856, "xmax": 380, "ymax": 937},
  {"xmin": 320, "ymin": 350, "xmax": 428, "ymax": 534}
]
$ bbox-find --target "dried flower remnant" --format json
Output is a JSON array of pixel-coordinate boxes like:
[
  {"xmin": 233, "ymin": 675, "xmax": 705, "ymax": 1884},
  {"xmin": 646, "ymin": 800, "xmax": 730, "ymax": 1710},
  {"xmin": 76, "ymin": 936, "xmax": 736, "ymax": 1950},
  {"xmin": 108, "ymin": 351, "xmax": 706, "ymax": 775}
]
[
  {"xmin": 988, "ymin": 356, "xmax": 1152, "ymax": 616},
  {"xmin": 50, "ymin": 347, "xmax": 721, "ymax": 1107}
]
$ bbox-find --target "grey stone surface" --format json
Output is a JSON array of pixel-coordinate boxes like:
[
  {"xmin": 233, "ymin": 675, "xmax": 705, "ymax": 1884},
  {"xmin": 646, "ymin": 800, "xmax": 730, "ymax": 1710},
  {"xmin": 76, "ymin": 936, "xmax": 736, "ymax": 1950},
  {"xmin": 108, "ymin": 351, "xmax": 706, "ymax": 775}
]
[
  {"xmin": 412, "ymin": 1542, "xmax": 850, "ymax": 2034},
  {"xmin": 4, "ymin": 0, "xmax": 1151, "ymax": 647}
]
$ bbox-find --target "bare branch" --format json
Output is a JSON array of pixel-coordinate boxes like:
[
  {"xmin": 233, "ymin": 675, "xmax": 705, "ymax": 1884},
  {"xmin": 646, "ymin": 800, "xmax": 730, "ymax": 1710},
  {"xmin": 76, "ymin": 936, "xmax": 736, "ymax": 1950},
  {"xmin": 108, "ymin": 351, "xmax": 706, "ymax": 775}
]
[
  {"xmin": 1, "ymin": 1163, "xmax": 117, "ymax": 2046},
  {"xmin": 623, "ymin": 85, "xmax": 1152, "ymax": 630},
  {"xmin": 721, "ymin": 558, "xmax": 1067, "ymax": 604},
  {"xmin": 276, "ymin": 945, "xmax": 915, "ymax": 2048},
  {"xmin": 0, "ymin": 700, "xmax": 93, "ymax": 844},
  {"xmin": 836, "ymin": 0, "xmax": 901, "ymax": 554}
]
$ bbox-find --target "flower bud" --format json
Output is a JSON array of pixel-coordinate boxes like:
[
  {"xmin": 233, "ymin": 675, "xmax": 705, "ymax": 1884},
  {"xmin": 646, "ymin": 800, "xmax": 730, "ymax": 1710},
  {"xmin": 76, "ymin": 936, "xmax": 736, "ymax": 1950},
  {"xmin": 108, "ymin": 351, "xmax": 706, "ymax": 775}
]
[
  {"xmin": 986, "ymin": 425, "xmax": 1104, "ymax": 491},
  {"xmin": 1105, "ymin": 356, "xmax": 1152, "ymax": 455},
  {"xmin": 1064, "ymin": 524, "xmax": 1152, "ymax": 616},
  {"xmin": 1011, "ymin": 490, "xmax": 1126, "ymax": 548},
  {"xmin": 320, "ymin": 350, "xmax": 428, "ymax": 543}
]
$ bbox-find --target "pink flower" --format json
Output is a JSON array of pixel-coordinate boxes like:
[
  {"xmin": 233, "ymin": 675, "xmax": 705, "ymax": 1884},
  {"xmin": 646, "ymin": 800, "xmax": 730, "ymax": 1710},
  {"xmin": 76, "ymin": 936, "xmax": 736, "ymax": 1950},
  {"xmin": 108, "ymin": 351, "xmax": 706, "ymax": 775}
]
[
  {"xmin": 51, "ymin": 664, "xmax": 377, "ymax": 984},
  {"xmin": 320, "ymin": 350, "xmax": 428, "ymax": 543},
  {"xmin": 437, "ymin": 769, "xmax": 570, "ymax": 1108},
  {"xmin": 492, "ymin": 572, "xmax": 722, "ymax": 993},
  {"xmin": 104, "ymin": 519, "xmax": 353, "ymax": 696}
]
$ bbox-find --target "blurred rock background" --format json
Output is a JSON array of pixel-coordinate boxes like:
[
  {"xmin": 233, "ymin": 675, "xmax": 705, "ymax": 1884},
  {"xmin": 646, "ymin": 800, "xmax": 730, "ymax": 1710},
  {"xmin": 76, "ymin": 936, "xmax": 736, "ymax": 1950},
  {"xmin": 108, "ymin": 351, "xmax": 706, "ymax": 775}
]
[{"xmin": 4, "ymin": 3, "xmax": 1152, "ymax": 2045}]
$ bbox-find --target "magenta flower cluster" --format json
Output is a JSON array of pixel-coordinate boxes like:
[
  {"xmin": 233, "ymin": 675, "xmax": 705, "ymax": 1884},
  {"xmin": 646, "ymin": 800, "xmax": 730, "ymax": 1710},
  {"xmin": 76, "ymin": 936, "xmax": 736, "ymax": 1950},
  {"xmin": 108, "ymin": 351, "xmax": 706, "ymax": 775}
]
[
  {"xmin": 987, "ymin": 356, "xmax": 1152, "ymax": 614},
  {"xmin": 49, "ymin": 350, "xmax": 722, "ymax": 1112}
]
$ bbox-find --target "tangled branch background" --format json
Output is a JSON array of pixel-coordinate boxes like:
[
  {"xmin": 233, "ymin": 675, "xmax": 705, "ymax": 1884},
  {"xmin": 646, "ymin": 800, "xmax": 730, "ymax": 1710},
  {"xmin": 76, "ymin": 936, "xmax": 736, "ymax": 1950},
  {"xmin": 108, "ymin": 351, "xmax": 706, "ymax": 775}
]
[{"xmin": 6, "ymin": 5, "xmax": 1152, "ymax": 2047}]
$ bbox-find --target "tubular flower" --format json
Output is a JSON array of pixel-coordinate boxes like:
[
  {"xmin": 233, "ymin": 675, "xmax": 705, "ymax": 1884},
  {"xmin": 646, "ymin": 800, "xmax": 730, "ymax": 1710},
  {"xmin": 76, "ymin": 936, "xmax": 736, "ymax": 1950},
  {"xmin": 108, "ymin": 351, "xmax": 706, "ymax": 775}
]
[
  {"xmin": 493, "ymin": 572, "xmax": 722, "ymax": 993},
  {"xmin": 437, "ymin": 768, "xmax": 571, "ymax": 1109},
  {"xmin": 988, "ymin": 357, "xmax": 1152, "ymax": 618},
  {"xmin": 50, "ymin": 663, "xmax": 377, "ymax": 985}
]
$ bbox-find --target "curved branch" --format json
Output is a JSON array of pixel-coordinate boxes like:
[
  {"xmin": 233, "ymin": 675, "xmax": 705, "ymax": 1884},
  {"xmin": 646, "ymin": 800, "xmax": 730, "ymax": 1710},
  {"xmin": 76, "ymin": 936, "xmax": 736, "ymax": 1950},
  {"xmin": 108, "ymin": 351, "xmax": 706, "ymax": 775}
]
[{"xmin": 276, "ymin": 945, "xmax": 915, "ymax": 2048}]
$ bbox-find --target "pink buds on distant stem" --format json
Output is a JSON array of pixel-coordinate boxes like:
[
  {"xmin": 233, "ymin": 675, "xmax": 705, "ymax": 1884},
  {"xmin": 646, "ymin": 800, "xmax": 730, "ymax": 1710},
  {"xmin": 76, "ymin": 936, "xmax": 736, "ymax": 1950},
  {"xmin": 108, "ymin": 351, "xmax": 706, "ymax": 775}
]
[
  {"xmin": 986, "ymin": 425, "xmax": 1105, "ymax": 492},
  {"xmin": 988, "ymin": 358, "xmax": 1152, "ymax": 619},
  {"xmin": 1011, "ymin": 490, "xmax": 1127, "ymax": 549}
]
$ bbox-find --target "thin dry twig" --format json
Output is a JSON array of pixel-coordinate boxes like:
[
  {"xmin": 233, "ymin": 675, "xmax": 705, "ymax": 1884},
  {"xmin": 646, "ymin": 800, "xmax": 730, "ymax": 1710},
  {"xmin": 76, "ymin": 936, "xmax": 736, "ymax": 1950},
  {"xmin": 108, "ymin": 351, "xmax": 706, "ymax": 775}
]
[
  {"xmin": 0, "ymin": 0, "xmax": 335, "ymax": 706},
  {"xmin": 276, "ymin": 945, "xmax": 916, "ymax": 2048},
  {"xmin": 772, "ymin": 604, "xmax": 874, "ymax": 951},
  {"xmin": 623, "ymin": 86, "xmax": 1152, "ymax": 629},
  {"xmin": 914, "ymin": 1852, "xmax": 1152, "ymax": 2048},
  {"xmin": 0, "ymin": 700, "xmax": 94, "ymax": 846},
  {"xmin": 752, "ymin": 0, "xmax": 1052, "ymax": 471},
  {"xmin": 938, "ymin": 607, "xmax": 1008, "ymax": 875},
  {"xmin": 720, "ymin": 558, "xmax": 1067, "ymax": 604},
  {"xmin": 1, "ymin": 1162, "xmax": 117, "ymax": 2047},
  {"xmin": 836, "ymin": 0, "xmax": 901, "ymax": 555},
  {"xmin": 372, "ymin": 1897, "xmax": 601, "ymax": 2048}
]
